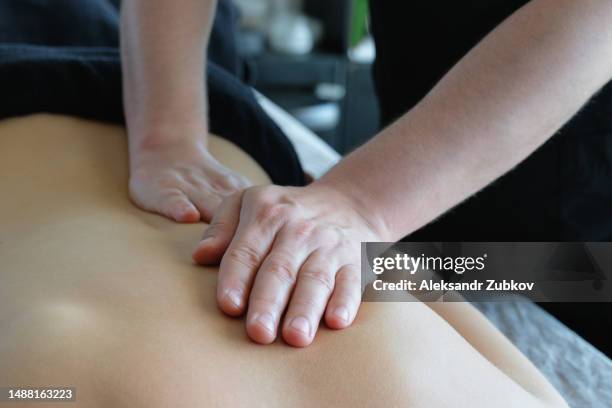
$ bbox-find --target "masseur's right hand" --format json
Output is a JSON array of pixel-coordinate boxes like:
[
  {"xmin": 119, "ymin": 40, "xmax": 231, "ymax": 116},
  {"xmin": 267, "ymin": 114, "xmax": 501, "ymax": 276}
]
[{"xmin": 193, "ymin": 183, "xmax": 389, "ymax": 347}]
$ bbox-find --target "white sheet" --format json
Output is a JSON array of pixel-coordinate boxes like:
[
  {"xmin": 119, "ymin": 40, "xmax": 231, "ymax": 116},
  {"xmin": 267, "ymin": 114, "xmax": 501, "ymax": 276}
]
[{"xmin": 256, "ymin": 91, "xmax": 341, "ymax": 179}]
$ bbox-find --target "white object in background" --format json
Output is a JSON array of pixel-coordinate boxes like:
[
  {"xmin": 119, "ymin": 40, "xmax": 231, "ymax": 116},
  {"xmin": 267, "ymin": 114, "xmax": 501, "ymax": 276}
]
[
  {"xmin": 315, "ymin": 82, "xmax": 346, "ymax": 102},
  {"xmin": 348, "ymin": 36, "xmax": 376, "ymax": 64},
  {"xmin": 233, "ymin": 0, "xmax": 270, "ymax": 29},
  {"xmin": 268, "ymin": 13, "xmax": 315, "ymax": 55},
  {"xmin": 291, "ymin": 103, "xmax": 340, "ymax": 133},
  {"xmin": 255, "ymin": 91, "xmax": 341, "ymax": 179}
]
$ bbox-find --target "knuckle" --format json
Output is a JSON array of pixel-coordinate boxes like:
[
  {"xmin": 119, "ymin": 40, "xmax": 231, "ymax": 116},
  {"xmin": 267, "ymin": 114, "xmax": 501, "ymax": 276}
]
[
  {"xmin": 291, "ymin": 220, "xmax": 316, "ymax": 240},
  {"xmin": 244, "ymin": 186, "xmax": 269, "ymax": 202},
  {"xmin": 265, "ymin": 259, "xmax": 296, "ymax": 285},
  {"xmin": 210, "ymin": 177, "xmax": 234, "ymax": 193},
  {"xmin": 290, "ymin": 295, "xmax": 321, "ymax": 310},
  {"xmin": 246, "ymin": 186, "xmax": 281, "ymax": 205},
  {"xmin": 158, "ymin": 175, "xmax": 182, "ymax": 190},
  {"xmin": 336, "ymin": 265, "xmax": 361, "ymax": 285},
  {"xmin": 208, "ymin": 179, "xmax": 224, "ymax": 192},
  {"xmin": 161, "ymin": 187, "xmax": 185, "ymax": 201},
  {"xmin": 248, "ymin": 296, "xmax": 280, "ymax": 312},
  {"xmin": 226, "ymin": 245, "xmax": 262, "ymax": 269},
  {"xmin": 182, "ymin": 169, "xmax": 202, "ymax": 186},
  {"xmin": 255, "ymin": 203, "xmax": 288, "ymax": 225},
  {"xmin": 300, "ymin": 268, "xmax": 335, "ymax": 292},
  {"xmin": 205, "ymin": 219, "xmax": 230, "ymax": 236},
  {"xmin": 336, "ymin": 240, "xmax": 358, "ymax": 256},
  {"xmin": 316, "ymin": 225, "xmax": 344, "ymax": 244}
]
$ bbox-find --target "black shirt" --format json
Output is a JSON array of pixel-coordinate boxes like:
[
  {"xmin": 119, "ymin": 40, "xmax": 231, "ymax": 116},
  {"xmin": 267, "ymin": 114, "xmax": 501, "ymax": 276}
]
[
  {"xmin": 370, "ymin": 1, "xmax": 612, "ymax": 242},
  {"xmin": 0, "ymin": 0, "xmax": 305, "ymax": 187}
]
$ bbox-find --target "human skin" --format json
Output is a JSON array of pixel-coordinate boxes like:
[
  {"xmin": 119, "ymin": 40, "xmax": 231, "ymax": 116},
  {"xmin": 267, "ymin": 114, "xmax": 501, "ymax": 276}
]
[
  {"xmin": 192, "ymin": 0, "xmax": 612, "ymax": 346},
  {"xmin": 0, "ymin": 115, "xmax": 566, "ymax": 408},
  {"xmin": 120, "ymin": 0, "xmax": 250, "ymax": 223}
]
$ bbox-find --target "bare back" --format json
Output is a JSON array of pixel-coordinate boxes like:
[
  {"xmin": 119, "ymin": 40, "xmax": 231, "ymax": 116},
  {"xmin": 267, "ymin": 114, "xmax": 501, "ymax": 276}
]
[{"xmin": 0, "ymin": 115, "xmax": 565, "ymax": 408}]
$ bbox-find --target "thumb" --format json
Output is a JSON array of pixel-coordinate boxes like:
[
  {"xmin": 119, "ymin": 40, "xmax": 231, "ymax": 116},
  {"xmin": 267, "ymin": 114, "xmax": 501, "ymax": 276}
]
[
  {"xmin": 192, "ymin": 191, "xmax": 243, "ymax": 265},
  {"xmin": 159, "ymin": 191, "xmax": 200, "ymax": 223}
]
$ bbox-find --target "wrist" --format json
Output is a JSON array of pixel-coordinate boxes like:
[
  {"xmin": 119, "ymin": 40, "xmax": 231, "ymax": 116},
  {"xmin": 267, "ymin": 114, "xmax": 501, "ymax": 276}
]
[
  {"xmin": 124, "ymin": 92, "xmax": 208, "ymax": 152},
  {"xmin": 128, "ymin": 128, "xmax": 209, "ymax": 172},
  {"xmin": 308, "ymin": 179, "xmax": 394, "ymax": 242},
  {"xmin": 128, "ymin": 121, "xmax": 208, "ymax": 151}
]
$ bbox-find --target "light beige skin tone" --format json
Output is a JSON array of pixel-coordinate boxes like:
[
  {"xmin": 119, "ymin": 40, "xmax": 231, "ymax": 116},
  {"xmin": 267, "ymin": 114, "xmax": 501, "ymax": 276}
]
[
  {"xmin": 121, "ymin": 0, "xmax": 251, "ymax": 223},
  {"xmin": 124, "ymin": 0, "xmax": 612, "ymax": 346},
  {"xmin": 0, "ymin": 115, "xmax": 567, "ymax": 407}
]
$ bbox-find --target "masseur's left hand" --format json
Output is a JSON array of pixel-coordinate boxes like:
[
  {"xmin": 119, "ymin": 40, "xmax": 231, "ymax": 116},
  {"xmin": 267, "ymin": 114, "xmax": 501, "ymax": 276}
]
[
  {"xmin": 129, "ymin": 136, "xmax": 252, "ymax": 223},
  {"xmin": 192, "ymin": 183, "xmax": 384, "ymax": 347}
]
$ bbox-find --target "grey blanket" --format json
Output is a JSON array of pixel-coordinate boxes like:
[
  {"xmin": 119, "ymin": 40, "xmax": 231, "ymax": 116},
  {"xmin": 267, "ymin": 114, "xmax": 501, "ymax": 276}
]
[{"xmin": 475, "ymin": 301, "xmax": 611, "ymax": 408}]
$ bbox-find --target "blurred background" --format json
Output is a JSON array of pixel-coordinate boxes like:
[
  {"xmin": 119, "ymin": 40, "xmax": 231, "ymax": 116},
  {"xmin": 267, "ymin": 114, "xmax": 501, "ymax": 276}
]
[{"xmin": 233, "ymin": 0, "xmax": 378, "ymax": 154}]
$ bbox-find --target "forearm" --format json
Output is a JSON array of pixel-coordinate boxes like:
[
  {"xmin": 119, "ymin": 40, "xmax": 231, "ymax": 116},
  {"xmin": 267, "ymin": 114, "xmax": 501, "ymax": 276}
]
[
  {"xmin": 120, "ymin": 0, "xmax": 217, "ymax": 151},
  {"xmin": 318, "ymin": 0, "xmax": 612, "ymax": 241}
]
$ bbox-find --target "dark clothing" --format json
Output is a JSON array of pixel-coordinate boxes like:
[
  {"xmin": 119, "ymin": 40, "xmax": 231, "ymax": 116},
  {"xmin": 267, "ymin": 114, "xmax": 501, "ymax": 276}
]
[
  {"xmin": 0, "ymin": 0, "xmax": 305, "ymax": 187},
  {"xmin": 370, "ymin": 0, "xmax": 612, "ymax": 242},
  {"xmin": 370, "ymin": 1, "xmax": 612, "ymax": 355}
]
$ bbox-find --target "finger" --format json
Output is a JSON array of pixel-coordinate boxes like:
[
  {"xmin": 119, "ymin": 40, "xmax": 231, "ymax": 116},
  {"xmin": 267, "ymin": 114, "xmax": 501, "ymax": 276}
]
[
  {"xmin": 192, "ymin": 192, "xmax": 242, "ymax": 265},
  {"xmin": 216, "ymin": 174, "xmax": 253, "ymax": 192},
  {"xmin": 324, "ymin": 264, "xmax": 361, "ymax": 330},
  {"xmin": 215, "ymin": 195, "xmax": 287, "ymax": 317},
  {"xmin": 158, "ymin": 190, "xmax": 200, "ymax": 223},
  {"xmin": 189, "ymin": 189, "xmax": 223, "ymax": 223},
  {"xmin": 246, "ymin": 222, "xmax": 315, "ymax": 344},
  {"xmin": 234, "ymin": 174, "xmax": 253, "ymax": 189},
  {"xmin": 282, "ymin": 249, "xmax": 336, "ymax": 347}
]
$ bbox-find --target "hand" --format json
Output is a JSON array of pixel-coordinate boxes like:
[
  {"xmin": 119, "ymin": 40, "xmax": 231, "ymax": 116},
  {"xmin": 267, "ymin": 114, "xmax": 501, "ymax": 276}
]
[
  {"xmin": 129, "ymin": 137, "xmax": 252, "ymax": 222},
  {"xmin": 192, "ymin": 183, "xmax": 385, "ymax": 347}
]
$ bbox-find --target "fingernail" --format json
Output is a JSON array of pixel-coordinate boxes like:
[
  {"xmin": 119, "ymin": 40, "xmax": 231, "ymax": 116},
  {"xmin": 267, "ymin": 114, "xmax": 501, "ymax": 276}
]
[
  {"xmin": 224, "ymin": 288, "xmax": 242, "ymax": 308},
  {"xmin": 254, "ymin": 313, "xmax": 275, "ymax": 334},
  {"xmin": 177, "ymin": 205, "xmax": 194, "ymax": 216},
  {"xmin": 195, "ymin": 237, "xmax": 213, "ymax": 254},
  {"xmin": 174, "ymin": 206, "xmax": 198, "ymax": 222},
  {"xmin": 333, "ymin": 306, "xmax": 350, "ymax": 322},
  {"xmin": 289, "ymin": 316, "xmax": 311, "ymax": 336}
]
